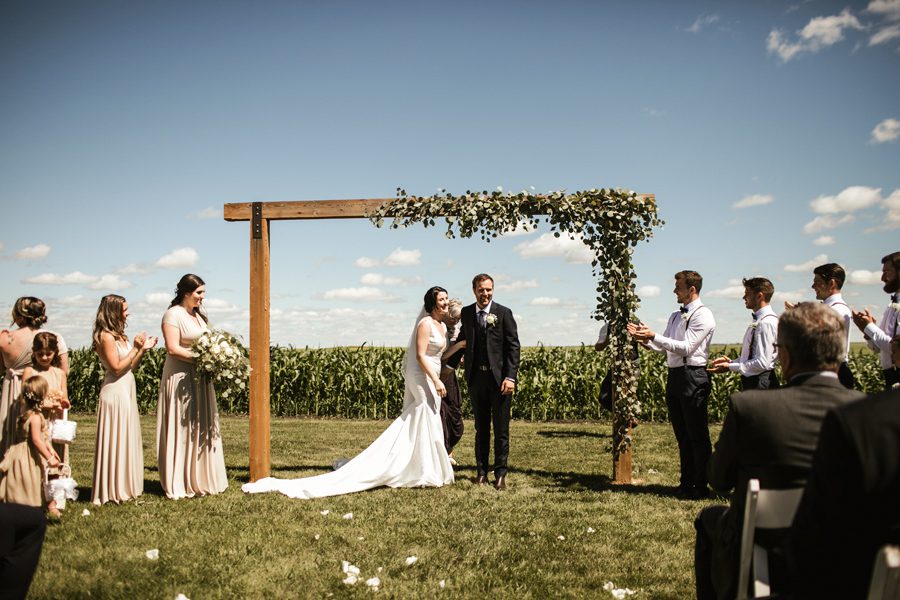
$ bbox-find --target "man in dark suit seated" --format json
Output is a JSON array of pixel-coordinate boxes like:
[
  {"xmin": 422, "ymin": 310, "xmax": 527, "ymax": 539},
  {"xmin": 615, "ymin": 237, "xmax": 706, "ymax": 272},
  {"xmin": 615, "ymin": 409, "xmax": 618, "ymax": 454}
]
[
  {"xmin": 694, "ymin": 302, "xmax": 865, "ymax": 600},
  {"xmin": 787, "ymin": 335, "xmax": 900, "ymax": 599},
  {"xmin": 0, "ymin": 503, "xmax": 47, "ymax": 600}
]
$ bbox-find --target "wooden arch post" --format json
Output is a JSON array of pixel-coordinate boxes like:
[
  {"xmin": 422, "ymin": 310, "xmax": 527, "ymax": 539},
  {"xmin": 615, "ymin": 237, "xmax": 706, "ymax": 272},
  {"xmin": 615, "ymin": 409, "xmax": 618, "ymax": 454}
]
[{"xmin": 224, "ymin": 196, "xmax": 652, "ymax": 483}]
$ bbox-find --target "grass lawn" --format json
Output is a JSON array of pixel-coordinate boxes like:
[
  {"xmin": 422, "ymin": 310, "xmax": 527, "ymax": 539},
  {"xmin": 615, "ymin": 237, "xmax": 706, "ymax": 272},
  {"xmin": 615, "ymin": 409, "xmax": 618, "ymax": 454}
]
[{"xmin": 31, "ymin": 416, "xmax": 722, "ymax": 599}]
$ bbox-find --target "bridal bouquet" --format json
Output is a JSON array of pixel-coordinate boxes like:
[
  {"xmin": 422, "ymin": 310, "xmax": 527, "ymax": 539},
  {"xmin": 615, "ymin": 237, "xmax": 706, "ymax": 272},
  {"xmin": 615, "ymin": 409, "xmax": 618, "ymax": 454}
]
[{"xmin": 191, "ymin": 329, "xmax": 251, "ymax": 402}]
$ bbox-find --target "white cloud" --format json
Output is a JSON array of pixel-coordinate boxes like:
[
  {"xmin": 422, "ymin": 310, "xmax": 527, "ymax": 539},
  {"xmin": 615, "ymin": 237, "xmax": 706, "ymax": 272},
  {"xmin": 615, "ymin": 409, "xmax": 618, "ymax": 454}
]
[
  {"xmin": 637, "ymin": 285, "xmax": 661, "ymax": 298},
  {"xmin": 499, "ymin": 221, "xmax": 538, "ymax": 237},
  {"xmin": 359, "ymin": 273, "xmax": 422, "ymax": 286},
  {"xmin": 865, "ymin": 189, "xmax": 900, "ymax": 232},
  {"xmin": 643, "ymin": 107, "xmax": 667, "ymax": 118},
  {"xmin": 88, "ymin": 274, "xmax": 133, "ymax": 291},
  {"xmin": 848, "ymin": 269, "xmax": 884, "ymax": 285},
  {"xmin": 145, "ymin": 292, "xmax": 171, "ymax": 306},
  {"xmin": 383, "ymin": 248, "xmax": 421, "ymax": 267},
  {"xmin": 810, "ymin": 186, "xmax": 882, "ymax": 213},
  {"xmin": 767, "ymin": 9, "xmax": 864, "ymax": 62},
  {"xmin": 24, "ymin": 271, "xmax": 97, "ymax": 285},
  {"xmin": 813, "ymin": 235, "xmax": 836, "ymax": 246},
  {"xmin": 802, "ymin": 214, "xmax": 854, "ymax": 234},
  {"xmin": 495, "ymin": 279, "xmax": 539, "ymax": 293},
  {"xmin": 870, "ymin": 23, "xmax": 900, "ymax": 45},
  {"xmin": 55, "ymin": 295, "xmax": 93, "ymax": 307},
  {"xmin": 513, "ymin": 233, "xmax": 593, "ymax": 264},
  {"xmin": 866, "ymin": 0, "xmax": 900, "ymax": 21},
  {"xmin": 871, "ymin": 118, "xmax": 900, "ymax": 143},
  {"xmin": 784, "ymin": 254, "xmax": 828, "ymax": 272},
  {"xmin": 686, "ymin": 13, "xmax": 719, "ymax": 33},
  {"xmin": 773, "ymin": 289, "xmax": 808, "ymax": 306},
  {"xmin": 116, "ymin": 263, "xmax": 152, "ymax": 275},
  {"xmin": 733, "ymin": 194, "xmax": 774, "ymax": 209},
  {"xmin": 191, "ymin": 206, "xmax": 223, "ymax": 220},
  {"xmin": 706, "ymin": 285, "xmax": 746, "ymax": 299},
  {"xmin": 155, "ymin": 247, "xmax": 199, "ymax": 269},
  {"xmin": 323, "ymin": 287, "xmax": 396, "ymax": 302},
  {"xmin": 203, "ymin": 298, "xmax": 242, "ymax": 313},
  {"xmin": 15, "ymin": 244, "xmax": 51, "ymax": 260},
  {"xmin": 354, "ymin": 257, "xmax": 380, "ymax": 268},
  {"xmin": 530, "ymin": 297, "xmax": 561, "ymax": 306}
]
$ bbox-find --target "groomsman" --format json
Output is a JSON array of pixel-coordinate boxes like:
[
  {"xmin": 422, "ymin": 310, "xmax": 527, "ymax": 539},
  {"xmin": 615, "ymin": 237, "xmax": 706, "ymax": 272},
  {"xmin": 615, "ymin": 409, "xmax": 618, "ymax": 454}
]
[
  {"xmin": 852, "ymin": 251, "xmax": 900, "ymax": 390},
  {"xmin": 629, "ymin": 270, "xmax": 716, "ymax": 499},
  {"xmin": 709, "ymin": 277, "xmax": 779, "ymax": 390}
]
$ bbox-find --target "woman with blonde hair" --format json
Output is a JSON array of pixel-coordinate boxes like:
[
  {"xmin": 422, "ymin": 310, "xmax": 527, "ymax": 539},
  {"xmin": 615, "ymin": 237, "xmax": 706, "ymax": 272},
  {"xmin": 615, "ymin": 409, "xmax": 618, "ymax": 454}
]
[
  {"xmin": 91, "ymin": 294, "xmax": 156, "ymax": 504},
  {"xmin": 157, "ymin": 274, "xmax": 228, "ymax": 499}
]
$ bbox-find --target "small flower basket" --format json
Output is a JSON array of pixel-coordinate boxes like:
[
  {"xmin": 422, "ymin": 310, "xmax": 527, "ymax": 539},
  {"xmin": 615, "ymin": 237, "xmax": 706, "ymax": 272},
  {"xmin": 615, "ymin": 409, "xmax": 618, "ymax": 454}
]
[
  {"xmin": 45, "ymin": 463, "xmax": 79, "ymax": 510},
  {"xmin": 191, "ymin": 329, "xmax": 251, "ymax": 405},
  {"xmin": 50, "ymin": 410, "xmax": 77, "ymax": 443}
]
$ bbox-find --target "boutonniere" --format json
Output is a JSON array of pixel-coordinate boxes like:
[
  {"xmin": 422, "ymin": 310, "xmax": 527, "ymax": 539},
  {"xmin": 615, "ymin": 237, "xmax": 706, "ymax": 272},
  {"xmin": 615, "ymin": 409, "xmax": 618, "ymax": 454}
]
[
  {"xmin": 485, "ymin": 314, "xmax": 498, "ymax": 328},
  {"xmin": 680, "ymin": 313, "xmax": 689, "ymax": 323},
  {"xmin": 891, "ymin": 301, "xmax": 900, "ymax": 312},
  {"xmin": 750, "ymin": 322, "xmax": 759, "ymax": 330}
]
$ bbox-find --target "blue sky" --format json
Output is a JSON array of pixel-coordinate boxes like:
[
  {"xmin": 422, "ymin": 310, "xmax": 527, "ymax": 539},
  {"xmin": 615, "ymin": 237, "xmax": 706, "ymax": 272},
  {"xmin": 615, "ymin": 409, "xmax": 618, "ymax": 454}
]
[{"xmin": 2, "ymin": 0, "xmax": 899, "ymax": 349}]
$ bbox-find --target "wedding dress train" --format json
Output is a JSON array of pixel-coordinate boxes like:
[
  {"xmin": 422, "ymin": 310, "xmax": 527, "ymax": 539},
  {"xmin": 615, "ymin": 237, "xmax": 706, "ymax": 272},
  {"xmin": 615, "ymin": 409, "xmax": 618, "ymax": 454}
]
[{"xmin": 241, "ymin": 316, "xmax": 454, "ymax": 499}]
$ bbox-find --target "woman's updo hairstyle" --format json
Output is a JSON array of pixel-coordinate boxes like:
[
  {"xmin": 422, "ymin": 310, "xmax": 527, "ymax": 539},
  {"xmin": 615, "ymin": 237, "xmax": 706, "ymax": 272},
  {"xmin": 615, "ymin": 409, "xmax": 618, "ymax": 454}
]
[
  {"xmin": 170, "ymin": 274, "xmax": 208, "ymax": 323},
  {"xmin": 423, "ymin": 286, "xmax": 448, "ymax": 313},
  {"xmin": 11, "ymin": 297, "xmax": 48, "ymax": 329}
]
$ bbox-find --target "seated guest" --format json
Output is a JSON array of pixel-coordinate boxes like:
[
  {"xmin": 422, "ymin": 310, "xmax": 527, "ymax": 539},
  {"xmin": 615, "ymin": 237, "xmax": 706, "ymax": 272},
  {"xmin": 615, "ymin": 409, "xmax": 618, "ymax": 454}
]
[
  {"xmin": 787, "ymin": 336, "xmax": 900, "ymax": 599},
  {"xmin": 694, "ymin": 302, "xmax": 864, "ymax": 600},
  {"xmin": 0, "ymin": 503, "xmax": 47, "ymax": 600}
]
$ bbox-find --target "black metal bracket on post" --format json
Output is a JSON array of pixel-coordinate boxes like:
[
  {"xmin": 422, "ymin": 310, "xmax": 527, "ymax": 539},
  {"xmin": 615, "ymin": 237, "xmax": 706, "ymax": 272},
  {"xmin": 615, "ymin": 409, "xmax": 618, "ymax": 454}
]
[{"xmin": 252, "ymin": 202, "xmax": 263, "ymax": 239}]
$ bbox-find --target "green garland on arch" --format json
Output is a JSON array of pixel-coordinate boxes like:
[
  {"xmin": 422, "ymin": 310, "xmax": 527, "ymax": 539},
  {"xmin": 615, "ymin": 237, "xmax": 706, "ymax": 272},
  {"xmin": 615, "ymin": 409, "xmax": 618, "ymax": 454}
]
[{"xmin": 369, "ymin": 187, "xmax": 663, "ymax": 451}]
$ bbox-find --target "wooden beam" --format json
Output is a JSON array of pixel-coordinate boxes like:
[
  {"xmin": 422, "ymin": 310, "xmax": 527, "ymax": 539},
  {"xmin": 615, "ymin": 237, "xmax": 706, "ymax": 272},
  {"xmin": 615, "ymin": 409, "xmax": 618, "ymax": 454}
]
[
  {"xmin": 248, "ymin": 205, "xmax": 271, "ymax": 481},
  {"xmin": 224, "ymin": 195, "xmax": 656, "ymax": 222}
]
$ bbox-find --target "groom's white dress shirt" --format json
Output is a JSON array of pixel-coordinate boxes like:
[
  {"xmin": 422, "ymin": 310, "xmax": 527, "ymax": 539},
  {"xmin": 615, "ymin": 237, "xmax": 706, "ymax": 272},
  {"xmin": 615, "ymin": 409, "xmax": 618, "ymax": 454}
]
[
  {"xmin": 728, "ymin": 305, "xmax": 778, "ymax": 377},
  {"xmin": 864, "ymin": 294, "xmax": 900, "ymax": 369},
  {"xmin": 645, "ymin": 299, "xmax": 716, "ymax": 368},
  {"xmin": 823, "ymin": 293, "xmax": 852, "ymax": 364}
]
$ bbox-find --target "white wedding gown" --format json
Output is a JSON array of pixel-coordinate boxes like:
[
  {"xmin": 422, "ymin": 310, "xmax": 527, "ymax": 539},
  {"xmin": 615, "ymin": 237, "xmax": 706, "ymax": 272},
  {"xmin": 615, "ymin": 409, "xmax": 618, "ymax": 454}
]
[{"xmin": 242, "ymin": 316, "xmax": 454, "ymax": 499}]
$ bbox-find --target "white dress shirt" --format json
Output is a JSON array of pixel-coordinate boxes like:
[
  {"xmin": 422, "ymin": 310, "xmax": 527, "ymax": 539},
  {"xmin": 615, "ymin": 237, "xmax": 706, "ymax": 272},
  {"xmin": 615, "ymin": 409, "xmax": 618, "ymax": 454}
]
[
  {"xmin": 823, "ymin": 293, "xmax": 852, "ymax": 363},
  {"xmin": 646, "ymin": 299, "xmax": 716, "ymax": 368},
  {"xmin": 864, "ymin": 296, "xmax": 900, "ymax": 369},
  {"xmin": 729, "ymin": 305, "xmax": 778, "ymax": 377}
]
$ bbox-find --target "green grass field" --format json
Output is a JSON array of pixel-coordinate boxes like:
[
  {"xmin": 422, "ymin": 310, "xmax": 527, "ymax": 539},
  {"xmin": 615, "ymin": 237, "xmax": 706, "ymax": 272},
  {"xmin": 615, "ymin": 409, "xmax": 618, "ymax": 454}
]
[{"xmin": 30, "ymin": 415, "xmax": 721, "ymax": 599}]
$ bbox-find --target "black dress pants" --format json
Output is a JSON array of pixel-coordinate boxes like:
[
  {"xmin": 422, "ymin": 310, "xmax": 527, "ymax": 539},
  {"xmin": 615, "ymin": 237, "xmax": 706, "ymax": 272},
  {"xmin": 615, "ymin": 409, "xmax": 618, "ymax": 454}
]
[
  {"xmin": 471, "ymin": 369, "xmax": 510, "ymax": 477},
  {"xmin": 666, "ymin": 366, "xmax": 712, "ymax": 491},
  {"xmin": 0, "ymin": 503, "xmax": 47, "ymax": 600}
]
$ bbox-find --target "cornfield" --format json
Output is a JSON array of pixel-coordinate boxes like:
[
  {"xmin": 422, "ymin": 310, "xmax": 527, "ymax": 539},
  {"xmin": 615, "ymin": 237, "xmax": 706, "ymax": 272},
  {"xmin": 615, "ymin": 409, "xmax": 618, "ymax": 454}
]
[{"xmin": 66, "ymin": 344, "xmax": 888, "ymax": 422}]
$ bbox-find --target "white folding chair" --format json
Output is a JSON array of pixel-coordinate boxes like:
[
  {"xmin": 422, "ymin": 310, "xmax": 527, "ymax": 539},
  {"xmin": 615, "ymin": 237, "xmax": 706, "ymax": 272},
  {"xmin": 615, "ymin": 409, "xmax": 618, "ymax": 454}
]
[
  {"xmin": 867, "ymin": 545, "xmax": 900, "ymax": 600},
  {"xmin": 736, "ymin": 478, "xmax": 804, "ymax": 600}
]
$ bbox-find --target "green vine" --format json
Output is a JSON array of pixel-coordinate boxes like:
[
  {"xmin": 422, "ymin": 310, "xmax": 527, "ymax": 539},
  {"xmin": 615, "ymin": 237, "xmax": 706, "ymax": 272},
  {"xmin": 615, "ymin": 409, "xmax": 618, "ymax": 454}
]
[{"xmin": 369, "ymin": 188, "xmax": 663, "ymax": 451}]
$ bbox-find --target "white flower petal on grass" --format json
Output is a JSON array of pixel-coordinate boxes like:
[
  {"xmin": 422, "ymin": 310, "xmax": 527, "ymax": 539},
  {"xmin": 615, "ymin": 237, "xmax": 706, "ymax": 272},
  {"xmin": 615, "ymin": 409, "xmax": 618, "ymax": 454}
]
[
  {"xmin": 377, "ymin": 567, "xmax": 383, "ymax": 573},
  {"xmin": 314, "ymin": 534, "xmax": 321, "ymax": 541},
  {"xmin": 145, "ymin": 549, "xmax": 159, "ymax": 560},
  {"xmin": 647, "ymin": 468, "xmax": 658, "ymax": 474},
  {"xmin": 603, "ymin": 582, "xmax": 615, "ymax": 591},
  {"xmin": 320, "ymin": 510, "xmax": 330, "ymax": 515},
  {"xmin": 357, "ymin": 536, "xmax": 365, "ymax": 541},
  {"xmin": 557, "ymin": 535, "xmax": 565, "ymax": 541},
  {"xmin": 587, "ymin": 527, "xmax": 596, "ymax": 533},
  {"xmin": 343, "ymin": 575, "xmax": 358, "ymax": 585},
  {"xmin": 81, "ymin": 508, "xmax": 90, "ymax": 516},
  {"xmin": 175, "ymin": 595, "xmax": 190, "ymax": 600},
  {"xmin": 366, "ymin": 577, "xmax": 381, "ymax": 589},
  {"xmin": 341, "ymin": 561, "xmax": 361, "ymax": 576},
  {"xmin": 342, "ymin": 512, "xmax": 353, "ymax": 520},
  {"xmin": 405, "ymin": 556, "xmax": 418, "ymax": 566}
]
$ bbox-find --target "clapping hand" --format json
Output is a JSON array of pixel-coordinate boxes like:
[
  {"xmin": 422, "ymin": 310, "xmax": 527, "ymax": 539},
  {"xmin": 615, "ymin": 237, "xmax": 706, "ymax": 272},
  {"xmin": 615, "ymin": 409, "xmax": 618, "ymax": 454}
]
[
  {"xmin": 627, "ymin": 322, "xmax": 655, "ymax": 342},
  {"xmin": 852, "ymin": 309, "xmax": 876, "ymax": 332},
  {"xmin": 707, "ymin": 356, "xmax": 731, "ymax": 374},
  {"xmin": 784, "ymin": 300, "xmax": 796, "ymax": 310}
]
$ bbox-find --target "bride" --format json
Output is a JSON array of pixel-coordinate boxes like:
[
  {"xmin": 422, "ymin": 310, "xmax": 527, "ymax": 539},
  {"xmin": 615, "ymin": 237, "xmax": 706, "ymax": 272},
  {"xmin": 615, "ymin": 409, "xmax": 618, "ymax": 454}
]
[{"xmin": 242, "ymin": 286, "xmax": 462, "ymax": 499}]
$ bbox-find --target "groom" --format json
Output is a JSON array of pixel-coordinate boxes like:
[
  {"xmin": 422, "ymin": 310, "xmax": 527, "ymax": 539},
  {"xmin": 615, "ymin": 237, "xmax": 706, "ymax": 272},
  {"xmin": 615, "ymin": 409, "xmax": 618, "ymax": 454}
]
[{"xmin": 455, "ymin": 273, "xmax": 520, "ymax": 490}]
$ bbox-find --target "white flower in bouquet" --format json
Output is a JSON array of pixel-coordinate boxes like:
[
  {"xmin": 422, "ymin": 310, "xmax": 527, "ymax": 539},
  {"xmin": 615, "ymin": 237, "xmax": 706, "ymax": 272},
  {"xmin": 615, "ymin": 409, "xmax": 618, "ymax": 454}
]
[{"xmin": 191, "ymin": 329, "xmax": 251, "ymax": 402}]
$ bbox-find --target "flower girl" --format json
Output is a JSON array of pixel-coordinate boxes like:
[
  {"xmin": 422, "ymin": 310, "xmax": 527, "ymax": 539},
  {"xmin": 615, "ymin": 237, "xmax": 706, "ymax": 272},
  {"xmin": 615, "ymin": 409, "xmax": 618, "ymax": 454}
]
[{"xmin": 0, "ymin": 376, "xmax": 61, "ymax": 516}]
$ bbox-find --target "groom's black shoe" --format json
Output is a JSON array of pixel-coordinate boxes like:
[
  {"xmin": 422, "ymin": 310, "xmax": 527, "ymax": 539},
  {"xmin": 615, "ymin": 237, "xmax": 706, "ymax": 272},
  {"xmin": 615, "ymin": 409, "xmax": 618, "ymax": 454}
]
[
  {"xmin": 494, "ymin": 474, "xmax": 507, "ymax": 491},
  {"xmin": 474, "ymin": 474, "xmax": 489, "ymax": 485}
]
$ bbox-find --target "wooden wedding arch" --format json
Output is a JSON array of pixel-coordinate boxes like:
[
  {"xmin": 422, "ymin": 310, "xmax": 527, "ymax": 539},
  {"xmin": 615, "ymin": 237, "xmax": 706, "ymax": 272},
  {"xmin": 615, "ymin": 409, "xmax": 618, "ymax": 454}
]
[{"xmin": 224, "ymin": 195, "xmax": 656, "ymax": 484}]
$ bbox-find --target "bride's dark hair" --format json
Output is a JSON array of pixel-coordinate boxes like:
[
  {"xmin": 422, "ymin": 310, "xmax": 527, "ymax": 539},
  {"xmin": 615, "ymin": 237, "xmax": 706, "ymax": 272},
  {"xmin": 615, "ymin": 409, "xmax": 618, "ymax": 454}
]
[{"xmin": 423, "ymin": 286, "xmax": 448, "ymax": 313}]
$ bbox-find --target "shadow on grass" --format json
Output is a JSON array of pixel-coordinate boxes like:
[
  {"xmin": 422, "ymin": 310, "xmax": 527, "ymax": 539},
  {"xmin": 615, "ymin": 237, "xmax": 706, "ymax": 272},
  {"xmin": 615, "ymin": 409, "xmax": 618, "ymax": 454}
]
[
  {"xmin": 536, "ymin": 429, "xmax": 611, "ymax": 439},
  {"xmin": 514, "ymin": 466, "xmax": 682, "ymax": 497},
  {"xmin": 229, "ymin": 465, "xmax": 333, "ymax": 483}
]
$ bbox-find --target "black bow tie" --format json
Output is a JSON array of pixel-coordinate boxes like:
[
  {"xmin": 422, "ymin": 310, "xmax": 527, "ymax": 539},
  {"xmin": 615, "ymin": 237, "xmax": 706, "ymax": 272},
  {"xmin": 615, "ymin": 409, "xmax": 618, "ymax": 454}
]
[
  {"xmin": 752, "ymin": 314, "xmax": 758, "ymax": 321},
  {"xmin": 679, "ymin": 306, "xmax": 689, "ymax": 314}
]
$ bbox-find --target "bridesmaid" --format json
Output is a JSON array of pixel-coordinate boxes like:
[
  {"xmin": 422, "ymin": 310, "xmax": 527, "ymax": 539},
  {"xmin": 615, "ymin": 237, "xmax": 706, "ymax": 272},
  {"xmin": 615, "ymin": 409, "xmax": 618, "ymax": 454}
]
[
  {"xmin": 0, "ymin": 297, "xmax": 47, "ymax": 457},
  {"xmin": 157, "ymin": 274, "xmax": 228, "ymax": 499},
  {"xmin": 91, "ymin": 295, "xmax": 156, "ymax": 505}
]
